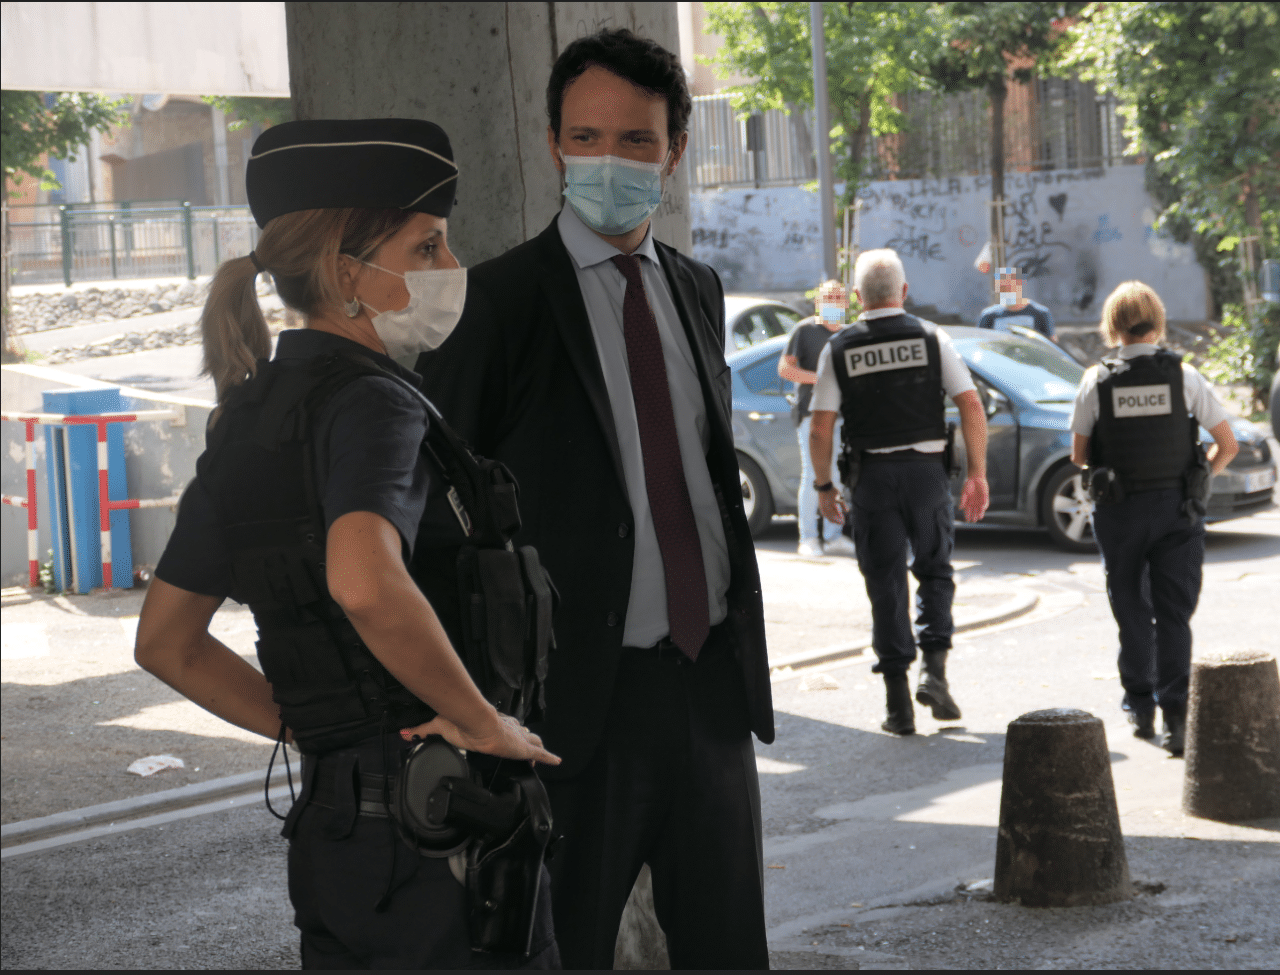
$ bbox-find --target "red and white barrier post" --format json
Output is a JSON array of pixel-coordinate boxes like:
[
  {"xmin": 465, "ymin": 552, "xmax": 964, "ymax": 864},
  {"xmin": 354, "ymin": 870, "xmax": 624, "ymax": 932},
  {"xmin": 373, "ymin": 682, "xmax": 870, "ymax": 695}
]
[{"xmin": 0, "ymin": 417, "xmax": 40, "ymax": 587}]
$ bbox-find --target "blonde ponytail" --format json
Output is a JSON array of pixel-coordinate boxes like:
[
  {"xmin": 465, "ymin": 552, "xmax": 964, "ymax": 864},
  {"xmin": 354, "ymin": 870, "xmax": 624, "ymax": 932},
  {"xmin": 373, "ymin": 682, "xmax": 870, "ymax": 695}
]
[
  {"xmin": 199, "ymin": 207, "xmax": 417, "ymax": 405},
  {"xmin": 201, "ymin": 255, "xmax": 271, "ymax": 403}
]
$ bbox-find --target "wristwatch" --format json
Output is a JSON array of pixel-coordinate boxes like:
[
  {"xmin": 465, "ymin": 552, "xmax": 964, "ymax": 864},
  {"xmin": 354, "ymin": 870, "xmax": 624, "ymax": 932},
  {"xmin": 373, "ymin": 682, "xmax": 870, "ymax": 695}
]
[{"xmin": 814, "ymin": 480, "xmax": 835, "ymax": 492}]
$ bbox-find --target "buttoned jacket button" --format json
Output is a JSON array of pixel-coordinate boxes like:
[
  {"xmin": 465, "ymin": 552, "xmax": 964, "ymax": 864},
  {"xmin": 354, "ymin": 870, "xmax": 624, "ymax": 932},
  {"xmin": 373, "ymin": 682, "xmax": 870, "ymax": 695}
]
[
  {"xmin": 606, "ymin": 612, "xmax": 620, "ymax": 627},
  {"xmin": 618, "ymin": 523, "xmax": 630, "ymax": 538}
]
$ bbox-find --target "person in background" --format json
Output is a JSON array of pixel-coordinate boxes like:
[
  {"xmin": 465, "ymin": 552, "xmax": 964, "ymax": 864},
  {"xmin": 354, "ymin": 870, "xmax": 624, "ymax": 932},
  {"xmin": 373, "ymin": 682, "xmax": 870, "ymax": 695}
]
[
  {"xmin": 1069, "ymin": 281, "xmax": 1237, "ymax": 756},
  {"xmin": 978, "ymin": 266, "xmax": 1058, "ymax": 342},
  {"xmin": 810, "ymin": 249, "xmax": 989, "ymax": 736},
  {"xmin": 779, "ymin": 279, "xmax": 857, "ymax": 558}
]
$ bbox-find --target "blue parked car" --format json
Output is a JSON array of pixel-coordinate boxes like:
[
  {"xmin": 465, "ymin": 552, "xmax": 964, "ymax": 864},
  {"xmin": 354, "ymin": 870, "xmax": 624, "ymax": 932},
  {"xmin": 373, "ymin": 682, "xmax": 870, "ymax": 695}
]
[{"xmin": 729, "ymin": 327, "xmax": 1276, "ymax": 550}]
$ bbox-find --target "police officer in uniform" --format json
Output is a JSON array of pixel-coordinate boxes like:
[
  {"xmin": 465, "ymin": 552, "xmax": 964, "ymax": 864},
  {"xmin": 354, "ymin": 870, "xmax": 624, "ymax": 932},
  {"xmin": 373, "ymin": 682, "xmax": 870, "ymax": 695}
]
[
  {"xmin": 1069, "ymin": 281, "xmax": 1237, "ymax": 756},
  {"xmin": 134, "ymin": 119, "xmax": 561, "ymax": 968},
  {"xmin": 809, "ymin": 250, "xmax": 990, "ymax": 735}
]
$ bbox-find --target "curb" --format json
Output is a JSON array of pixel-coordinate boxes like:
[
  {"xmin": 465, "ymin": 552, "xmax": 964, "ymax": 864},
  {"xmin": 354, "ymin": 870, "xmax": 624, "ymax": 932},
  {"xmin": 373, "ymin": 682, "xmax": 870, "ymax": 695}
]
[
  {"xmin": 1, "ymin": 763, "xmax": 296, "ymax": 850},
  {"xmin": 768, "ymin": 589, "xmax": 1039, "ymax": 676}
]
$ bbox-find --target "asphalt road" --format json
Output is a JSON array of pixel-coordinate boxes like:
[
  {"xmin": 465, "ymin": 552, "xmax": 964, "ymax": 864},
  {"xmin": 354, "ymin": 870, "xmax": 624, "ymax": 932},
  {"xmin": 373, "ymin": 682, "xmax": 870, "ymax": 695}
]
[{"xmin": 3, "ymin": 506, "xmax": 1278, "ymax": 970}]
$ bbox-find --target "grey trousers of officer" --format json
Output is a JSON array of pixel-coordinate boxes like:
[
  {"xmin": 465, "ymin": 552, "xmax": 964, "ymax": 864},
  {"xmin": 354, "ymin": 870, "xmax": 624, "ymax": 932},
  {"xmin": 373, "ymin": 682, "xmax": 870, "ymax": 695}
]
[{"xmin": 850, "ymin": 455, "xmax": 956, "ymax": 675}]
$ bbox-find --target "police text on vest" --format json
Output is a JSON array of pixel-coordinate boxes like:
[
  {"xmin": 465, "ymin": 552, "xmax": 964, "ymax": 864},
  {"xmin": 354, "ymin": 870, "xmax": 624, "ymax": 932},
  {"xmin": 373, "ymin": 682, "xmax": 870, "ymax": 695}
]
[
  {"xmin": 1112, "ymin": 384, "xmax": 1172, "ymax": 417},
  {"xmin": 843, "ymin": 338, "xmax": 928, "ymax": 377}
]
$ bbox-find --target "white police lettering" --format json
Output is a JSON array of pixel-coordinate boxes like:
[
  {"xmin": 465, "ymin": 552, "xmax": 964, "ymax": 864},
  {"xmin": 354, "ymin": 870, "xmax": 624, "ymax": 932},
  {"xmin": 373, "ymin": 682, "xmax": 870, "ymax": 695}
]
[
  {"xmin": 1112, "ymin": 384, "xmax": 1172, "ymax": 418},
  {"xmin": 843, "ymin": 338, "xmax": 928, "ymax": 377}
]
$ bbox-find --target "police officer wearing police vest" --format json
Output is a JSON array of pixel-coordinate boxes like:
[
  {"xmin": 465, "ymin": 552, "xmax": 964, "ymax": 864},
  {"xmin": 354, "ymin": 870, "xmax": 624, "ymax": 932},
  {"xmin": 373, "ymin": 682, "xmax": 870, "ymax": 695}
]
[
  {"xmin": 134, "ymin": 119, "xmax": 562, "ymax": 969},
  {"xmin": 1069, "ymin": 281, "xmax": 1237, "ymax": 756},
  {"xmin": 809, "ymin": 249, "xmax": 990, "ymax": 735}
]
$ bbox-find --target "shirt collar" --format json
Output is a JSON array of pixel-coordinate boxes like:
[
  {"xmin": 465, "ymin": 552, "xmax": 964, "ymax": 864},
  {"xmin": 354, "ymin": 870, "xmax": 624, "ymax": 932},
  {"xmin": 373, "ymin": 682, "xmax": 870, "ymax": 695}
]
[
  {"xmin": 557, "ymin": 204, "xmax": 660, "ymax": 270},
  {"xmin": 274, "ymin": 328, "xmax": 422, "ymax": 387},
  {"xmin": 1116, "ymin": 343, "xmax": 1159, "ymax": 358},
  {"xmin": 858, "ymin": 306, "xmax": 905, "ymax": 321}
]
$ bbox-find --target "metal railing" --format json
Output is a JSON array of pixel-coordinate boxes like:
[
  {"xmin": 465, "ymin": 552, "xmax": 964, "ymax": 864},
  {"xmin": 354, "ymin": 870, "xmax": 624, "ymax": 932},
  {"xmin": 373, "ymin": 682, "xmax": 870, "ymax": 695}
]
[
  {"xmin": 5, "ymin": 202, "xmax": 258, "ymax": 286},
  {"xmin": 688, "ymin": 82, "xmax": 1140, "ymax": 191}
]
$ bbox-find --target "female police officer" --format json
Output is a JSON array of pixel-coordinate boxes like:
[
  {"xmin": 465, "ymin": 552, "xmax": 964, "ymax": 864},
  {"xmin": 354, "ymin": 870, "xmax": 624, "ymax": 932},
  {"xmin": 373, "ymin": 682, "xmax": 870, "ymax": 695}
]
[
  {"xmin": 133, "ymin": 119, "xmax": 561, "ymax": 968},
  {"xmin": 1069, "ymin": 281, "xmax": 1237, "ymax": 756}
]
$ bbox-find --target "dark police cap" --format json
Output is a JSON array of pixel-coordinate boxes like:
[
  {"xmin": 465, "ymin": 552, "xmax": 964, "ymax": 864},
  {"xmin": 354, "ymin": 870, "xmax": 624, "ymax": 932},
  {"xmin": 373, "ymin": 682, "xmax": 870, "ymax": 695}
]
[{"xmin": 246, "ymin": 118, "xmax": 457, "ymax": 228}]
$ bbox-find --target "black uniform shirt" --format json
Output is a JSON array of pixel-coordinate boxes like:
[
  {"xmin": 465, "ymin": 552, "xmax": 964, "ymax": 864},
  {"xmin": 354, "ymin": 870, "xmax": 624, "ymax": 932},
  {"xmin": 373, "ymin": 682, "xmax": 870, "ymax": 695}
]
[
  {"xmin": 785, "ymin": 318, "xmax": 837, "ymax": 426},
  {"xmin": 156, "ymin": 329, "xmax": 435, "ymax": 599}
]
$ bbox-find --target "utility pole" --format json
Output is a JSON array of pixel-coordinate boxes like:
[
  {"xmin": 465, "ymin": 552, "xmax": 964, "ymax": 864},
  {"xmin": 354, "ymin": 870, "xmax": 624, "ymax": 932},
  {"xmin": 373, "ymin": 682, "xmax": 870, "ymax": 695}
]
[{"xmin": 810, "ymin": 1, "xmax": 837, "ymax": 282}]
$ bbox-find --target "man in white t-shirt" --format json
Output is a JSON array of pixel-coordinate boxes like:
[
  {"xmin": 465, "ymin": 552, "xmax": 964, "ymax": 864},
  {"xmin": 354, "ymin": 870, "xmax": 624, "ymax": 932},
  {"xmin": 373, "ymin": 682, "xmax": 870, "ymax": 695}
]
[{"xmin": 808, "ymin": 249, "xmax": 990, "ymax": 736}]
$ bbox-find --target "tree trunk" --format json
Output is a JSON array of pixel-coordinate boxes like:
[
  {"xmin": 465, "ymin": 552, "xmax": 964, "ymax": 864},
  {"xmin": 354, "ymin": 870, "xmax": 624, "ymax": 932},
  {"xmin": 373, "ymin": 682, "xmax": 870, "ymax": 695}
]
[
  {"xmin": 1, "ymin": 187, "xmax": 13, "ymax": 363},
  {"xmin": 786, "ymin": 102, "xmax": 817, "ymax": 179},
  {"xmin": 988, "ymin": 77, "xmax": 1007, "ymax": 266},
  {"xmin": 843, "ymin": 90, "xmax": 872, "ymax": 206}
]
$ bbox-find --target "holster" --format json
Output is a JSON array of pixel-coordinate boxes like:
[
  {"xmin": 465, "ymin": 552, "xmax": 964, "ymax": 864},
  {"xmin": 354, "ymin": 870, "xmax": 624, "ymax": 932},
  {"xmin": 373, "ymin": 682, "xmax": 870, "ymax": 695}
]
[
  {"xmin": 944, "ymin": 422, "xmax": 961, "ymax": 477},
  {"xmin": 1183, "ymin": 443, "xmax": 1213, "ymax": 519},
  {"xmin": 838, "ymin": 444, "xmax": 860, "ymax": 492},
  {"xmin": 1085, "ymin": 466, "xmax": 1126, "ymax": 506}
]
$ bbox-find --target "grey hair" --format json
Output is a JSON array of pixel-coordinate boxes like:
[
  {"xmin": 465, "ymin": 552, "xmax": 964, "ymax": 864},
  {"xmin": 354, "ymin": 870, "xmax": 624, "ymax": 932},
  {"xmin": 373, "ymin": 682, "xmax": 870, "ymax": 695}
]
[{"xmin": 853, "ymin": 249, "xmax": 906, "ymax": 307}]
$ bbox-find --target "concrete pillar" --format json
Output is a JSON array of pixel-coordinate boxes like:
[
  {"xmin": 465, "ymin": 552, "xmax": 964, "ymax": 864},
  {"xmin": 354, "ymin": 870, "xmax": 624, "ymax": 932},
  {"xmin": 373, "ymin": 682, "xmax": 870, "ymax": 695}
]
[
  {"xmin": 285, "ymin": 2, "xmax": 691, "ymax": 267},
  {"xmin": 994, "ymin": 708, "xmax": 1131, "ymax": 907},
  {"xmin": 210, "ymin": 106, "xmax": 231, "ymax": 207},
  {"xmin": 1183, "ymin": 651, "xmax": 1280, "ymax": 823},
  {"xmin": 613, "ymin": 864, "xmax": 670, "ymax": 969}
]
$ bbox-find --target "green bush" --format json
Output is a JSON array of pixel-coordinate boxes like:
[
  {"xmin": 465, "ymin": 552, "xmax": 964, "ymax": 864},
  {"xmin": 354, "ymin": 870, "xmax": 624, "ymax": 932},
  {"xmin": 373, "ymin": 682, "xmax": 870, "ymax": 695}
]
[{"xmin": 1201, "ymin": 302, "xmax": 1280, "ymax": 411}]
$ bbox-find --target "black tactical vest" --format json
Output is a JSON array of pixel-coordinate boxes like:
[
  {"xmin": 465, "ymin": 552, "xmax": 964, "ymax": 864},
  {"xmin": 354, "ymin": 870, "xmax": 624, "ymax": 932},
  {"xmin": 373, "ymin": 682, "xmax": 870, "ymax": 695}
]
[
  {"xmin": 828, "ymin": 313, "xmax": 947, "ymax": 453},
  {"xmin": 1090, "ymin": 349, "xmax": 1196, "ymax": 491},
  {"xmin": 199, "ymin": 350, "xmax": 552, "ymax": 754}
]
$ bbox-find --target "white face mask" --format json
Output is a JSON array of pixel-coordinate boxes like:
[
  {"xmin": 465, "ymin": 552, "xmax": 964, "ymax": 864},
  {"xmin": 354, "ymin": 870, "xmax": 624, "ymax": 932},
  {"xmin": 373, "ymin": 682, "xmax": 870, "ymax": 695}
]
[{"xmin": 358, "ymin": 261, "xmax": 467, "ymax": 358}]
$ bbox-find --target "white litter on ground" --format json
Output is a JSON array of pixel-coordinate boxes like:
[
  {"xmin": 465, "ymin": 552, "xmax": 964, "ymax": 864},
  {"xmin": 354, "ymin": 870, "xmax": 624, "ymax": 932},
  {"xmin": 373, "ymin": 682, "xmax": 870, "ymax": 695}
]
[
  {"xmin": 126, "ymin": 754, "xmax": 185, "ymax": 777},
  {"xmin": 799, "ymin": 672, "xmax": 841, "ymax": 691}
]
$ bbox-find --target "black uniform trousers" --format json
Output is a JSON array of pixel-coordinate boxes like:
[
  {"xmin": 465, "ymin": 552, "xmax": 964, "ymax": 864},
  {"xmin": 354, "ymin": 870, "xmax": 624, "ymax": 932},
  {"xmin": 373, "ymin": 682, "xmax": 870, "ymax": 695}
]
[
  {"xmin": 543, "ymin": 624, "xmax": 769, "ymax": 970},
  {"xmin": 849, "ymin": 454, "xmax": 956, "ymax": 675},
  {"xmin": 1092, "ymin": 486, "xmax": 1204, "ymax": 716},
  {"xmin": 285, "ymin": 736, "xmax": 560, "ymax": 970}
]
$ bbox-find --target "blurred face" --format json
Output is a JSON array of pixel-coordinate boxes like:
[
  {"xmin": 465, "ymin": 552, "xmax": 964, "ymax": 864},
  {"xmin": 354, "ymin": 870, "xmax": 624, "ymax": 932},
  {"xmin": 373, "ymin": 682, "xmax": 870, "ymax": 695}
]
[
  {"xmin": 342, "ymin": 212, "xmax": 458, "ymax": 314},
  {"xmin": 997, "ymin": 267, "xmax": 1025, "ymax": 305},
  {"xmin": 548, "ymin": 64, "xmax": 687, "ymax": 179}
]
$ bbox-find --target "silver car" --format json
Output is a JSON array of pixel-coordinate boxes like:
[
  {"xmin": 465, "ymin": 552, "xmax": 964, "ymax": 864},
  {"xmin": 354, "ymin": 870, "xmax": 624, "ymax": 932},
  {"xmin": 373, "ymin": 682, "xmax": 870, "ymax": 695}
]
[{"xmin": 730, "ymin": 328, "xmax": 1277, "ymax": 550}]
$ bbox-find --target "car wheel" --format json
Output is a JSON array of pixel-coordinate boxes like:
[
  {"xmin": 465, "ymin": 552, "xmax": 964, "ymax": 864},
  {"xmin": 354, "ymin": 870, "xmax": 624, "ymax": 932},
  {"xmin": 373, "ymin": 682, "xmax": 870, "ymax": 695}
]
[
  {"xmin": 738, "ymin": 453, "xmax": 774, "ymax": 537},
  {"xmin": 1040, "ymin": 464, "xmax": 1097, "ymax": 552}
]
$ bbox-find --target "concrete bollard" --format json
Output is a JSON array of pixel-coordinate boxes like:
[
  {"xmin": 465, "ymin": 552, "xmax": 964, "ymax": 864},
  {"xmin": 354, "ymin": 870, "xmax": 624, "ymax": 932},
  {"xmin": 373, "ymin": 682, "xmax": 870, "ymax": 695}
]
[
  {"xmin": 1183, "ymin": 651, "xmax": 1280, "ymax": 823},
  {"xmin": 994, "ymin": 708, "xmax": 1131, "ymax": 907}
]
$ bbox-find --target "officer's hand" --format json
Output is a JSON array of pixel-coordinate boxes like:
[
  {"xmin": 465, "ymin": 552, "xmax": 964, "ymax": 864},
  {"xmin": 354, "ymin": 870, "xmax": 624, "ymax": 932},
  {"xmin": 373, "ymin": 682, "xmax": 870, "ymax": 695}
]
[
  {"xmin": 400, "ymin": 713, "xmax": 561, "ymax": 767},
  {"xmin": 818, "ymin": 487, "xmax": 846, "ymax": 525},
  {"xmin": 960, "ymin": 475, "xmax": 989, "ymax": 523}
]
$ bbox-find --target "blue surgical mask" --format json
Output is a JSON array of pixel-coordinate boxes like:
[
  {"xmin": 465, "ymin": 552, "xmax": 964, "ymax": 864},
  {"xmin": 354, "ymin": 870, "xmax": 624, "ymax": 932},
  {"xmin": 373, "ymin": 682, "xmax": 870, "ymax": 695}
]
[
  {"xmin": 561, "ymin": 153, "xmax": 666, "ymax": 236},
  {"xmin": 819, "ymin": 303, "xmax": 844, "ymax": 324}
]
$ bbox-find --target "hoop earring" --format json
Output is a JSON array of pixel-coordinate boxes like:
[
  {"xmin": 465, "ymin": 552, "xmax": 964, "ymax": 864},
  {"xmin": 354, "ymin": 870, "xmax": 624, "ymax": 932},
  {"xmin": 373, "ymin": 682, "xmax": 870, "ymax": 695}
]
[{"xmin": 344, "ymin": 297, "xmax": 360, "ymax": 318}]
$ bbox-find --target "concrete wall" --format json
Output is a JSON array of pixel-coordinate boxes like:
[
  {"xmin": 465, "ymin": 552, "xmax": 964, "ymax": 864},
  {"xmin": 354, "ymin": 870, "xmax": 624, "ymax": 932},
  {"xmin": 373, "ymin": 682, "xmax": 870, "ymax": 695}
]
[
  {"xmin": 691, "ymin": 164, "xmax": 1210, "ymax": 323},
  {"xmin": 285, "ymin": 1, "xmax": 691, "ymax": 266},
  {"xmin": 2, "ymin": 364, "xmax": 212, "ymax": 588}
]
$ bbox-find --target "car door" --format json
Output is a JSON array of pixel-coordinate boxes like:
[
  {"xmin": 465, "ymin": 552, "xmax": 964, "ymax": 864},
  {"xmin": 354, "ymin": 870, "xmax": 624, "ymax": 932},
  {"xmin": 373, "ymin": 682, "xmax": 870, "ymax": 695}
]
[
  {"xmin": 944, "ymin": 373, "xmax": 1018, "ymax": 512},
  {"xmin": 736, "ymin": 349, "xmax": 800, "ymax": 494}
]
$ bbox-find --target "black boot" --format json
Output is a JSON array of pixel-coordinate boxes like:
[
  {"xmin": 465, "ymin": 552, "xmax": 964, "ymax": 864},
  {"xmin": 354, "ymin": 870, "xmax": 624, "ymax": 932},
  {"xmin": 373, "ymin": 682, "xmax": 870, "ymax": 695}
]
[
  {"xmin": 1127, "ymin": 708, "xmax": 1157, "ymax": 740},
  {"xmin": 1162, "ymin": 706, "xmax": 1186, "ymax": 757},
  {"xmin": 882, "ymin": 674, "xmax": 916, "ymax": 735},
  {"xmin": 915, "ymin": 650, "xmax": 962, "ymax": 721}
]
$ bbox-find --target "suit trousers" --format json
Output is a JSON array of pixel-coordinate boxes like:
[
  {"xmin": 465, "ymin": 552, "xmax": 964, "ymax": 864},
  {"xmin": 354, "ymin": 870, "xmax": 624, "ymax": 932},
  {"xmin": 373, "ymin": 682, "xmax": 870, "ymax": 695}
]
[
  {"xmin": 850, "ymin": 455, "xmax": 956, "ymax": 675},
  {"xmin": 1092, "ymin": 487, "xmax": 1204, "ymax": 716},
  {"xmin": 543, "ymin": 626, "xmax": 769, "ymax": 970}
]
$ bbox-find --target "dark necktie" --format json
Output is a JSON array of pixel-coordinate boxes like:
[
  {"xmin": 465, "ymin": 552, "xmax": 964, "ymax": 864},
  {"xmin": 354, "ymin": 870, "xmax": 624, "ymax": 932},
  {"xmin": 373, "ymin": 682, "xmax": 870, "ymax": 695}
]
[{"xmin": 611, "ymin": 254, "xmax": 710, "ymax": 660}]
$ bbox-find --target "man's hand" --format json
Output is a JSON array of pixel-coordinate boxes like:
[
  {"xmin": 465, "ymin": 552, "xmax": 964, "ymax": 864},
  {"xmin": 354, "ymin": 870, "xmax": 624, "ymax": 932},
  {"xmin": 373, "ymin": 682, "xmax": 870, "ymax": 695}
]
[
  {"xmin": 818, "ymin": 487, "xmax": 847, "ymax": 525},
  {"xmin": 400, "ymin": 713, "xmax": 562, "ymax": 766},
  {"xmin": 959, "ymin": 475, "xmax": 989, "ymax": 523}
]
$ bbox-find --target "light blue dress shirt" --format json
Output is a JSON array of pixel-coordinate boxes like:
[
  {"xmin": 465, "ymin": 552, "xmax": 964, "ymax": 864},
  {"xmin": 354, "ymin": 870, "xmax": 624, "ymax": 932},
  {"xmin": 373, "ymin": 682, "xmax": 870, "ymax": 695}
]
[{"xmin": 557, "ymin": 205, "xmax": 730, "ymax": 648}]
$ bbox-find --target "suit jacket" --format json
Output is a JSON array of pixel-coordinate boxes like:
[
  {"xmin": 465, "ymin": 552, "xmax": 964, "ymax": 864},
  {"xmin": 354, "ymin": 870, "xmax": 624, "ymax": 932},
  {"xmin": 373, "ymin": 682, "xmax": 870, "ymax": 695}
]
[{"xmin": 416, "ymin": 217, "xmax": 774, "ymax": 777}]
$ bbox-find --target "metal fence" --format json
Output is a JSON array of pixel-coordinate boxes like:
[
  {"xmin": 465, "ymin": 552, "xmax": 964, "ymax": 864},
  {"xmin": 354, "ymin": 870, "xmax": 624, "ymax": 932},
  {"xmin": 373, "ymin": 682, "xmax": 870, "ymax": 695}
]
[
  {"xmin": 689, "ymin": 82, "xmax": 1138, "ymax": 190},
  {"xmin": 5, "ymin": 202, "xmax": 259, "ymax": 286}
]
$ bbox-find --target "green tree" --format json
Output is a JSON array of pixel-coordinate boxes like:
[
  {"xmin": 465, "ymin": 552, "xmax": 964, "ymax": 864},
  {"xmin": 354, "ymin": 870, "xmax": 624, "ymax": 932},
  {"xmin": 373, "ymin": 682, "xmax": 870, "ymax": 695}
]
[
  {"xmin": 923, "ymin": 2, "xmax": 1080, "ymax": 249},
  {"xmin": 1, "ymin": 90, "xmax": 129, "ymax": 361},
  {"xmin": 202, "ymin": 95, "xmax": 292, "ymax": 131},
  {"xmin": 703, "ymin": 2, "xmax": 936, "ymax": 205}
]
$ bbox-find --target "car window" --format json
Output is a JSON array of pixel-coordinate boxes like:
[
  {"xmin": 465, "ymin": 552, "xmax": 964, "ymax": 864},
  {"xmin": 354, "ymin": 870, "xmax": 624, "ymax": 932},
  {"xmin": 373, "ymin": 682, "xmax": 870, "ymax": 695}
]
[
  {"xmin": 967, "ymin": 336, "xmax": 1084, "ymax": 402},
  {"xmin": 770, "ymin": 308, "xmax": 801, "ymax": 333},
  {"xmin": 739, "ymin": 351, "xmax": 793, "ymax": 396},
  {"xmin": 731, "ymin": 309, "xmax": 782, "ymax": 350}
]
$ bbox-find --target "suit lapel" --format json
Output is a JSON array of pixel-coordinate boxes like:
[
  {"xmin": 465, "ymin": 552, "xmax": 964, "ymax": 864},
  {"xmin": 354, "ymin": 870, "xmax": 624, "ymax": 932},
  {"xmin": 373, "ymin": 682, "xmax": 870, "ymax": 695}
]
[
  {"xmin": 532, "ymin": 220, "xmax": 627, "ymax": 489},
  {"xmin": 656, "ymin": 244, "xmax": 734, "ymax": 438}
]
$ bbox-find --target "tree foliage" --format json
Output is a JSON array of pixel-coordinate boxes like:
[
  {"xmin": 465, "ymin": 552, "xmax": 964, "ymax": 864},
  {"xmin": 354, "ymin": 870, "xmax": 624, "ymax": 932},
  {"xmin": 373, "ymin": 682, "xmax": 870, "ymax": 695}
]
[
  {"xmin": 923, "ymin": 2, "xmax": 1081, "ymax": 212},
  {"xmin": 702, "ymin": 2, "xmax": 936, "ymax": 203},
  {"xmin": 1, "ymin": 90, "xmax": 129, "ymax": 188},
  {"xmin": 1060, "ymin": 2, "xmax": 1280, "ymax": 249},
  {"xmin": 202, "ymin": 95, "xmax": 292, "ymax": 132}
]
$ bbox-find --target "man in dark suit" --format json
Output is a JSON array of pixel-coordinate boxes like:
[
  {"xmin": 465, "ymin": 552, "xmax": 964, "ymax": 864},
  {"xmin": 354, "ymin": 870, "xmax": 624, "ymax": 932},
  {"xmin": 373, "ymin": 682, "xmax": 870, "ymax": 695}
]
[{"xmin": 416, "ymin": 28, "xmax": 773, "ymax": 971}]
